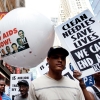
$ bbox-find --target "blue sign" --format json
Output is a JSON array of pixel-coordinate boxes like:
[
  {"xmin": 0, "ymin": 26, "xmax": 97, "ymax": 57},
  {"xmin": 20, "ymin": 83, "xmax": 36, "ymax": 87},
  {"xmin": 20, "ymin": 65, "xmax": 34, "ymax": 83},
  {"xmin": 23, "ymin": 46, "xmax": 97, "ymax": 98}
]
[
  {"xmin": 83, "ymin": 75, "xmax": 94, "ymax": 87},
  {"xmin": 69, "ymin": 63, "xmax": 74, "ymax": 72}
]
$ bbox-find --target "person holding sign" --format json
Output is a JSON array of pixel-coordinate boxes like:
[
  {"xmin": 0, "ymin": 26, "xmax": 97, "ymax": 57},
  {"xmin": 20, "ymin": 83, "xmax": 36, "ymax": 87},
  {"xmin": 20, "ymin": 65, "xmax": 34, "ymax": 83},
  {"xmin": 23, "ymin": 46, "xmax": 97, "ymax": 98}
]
[
  {"xmin": 73, "ymin": 70, "xmax": 100, "ymax": 100},
  {"xmin": 0, "ymin": 79, "xmax": 11, "ymax": 100},
  {"xmin": 14, "ymin": 80, "xmax": 29, "ymax": 100},
  {"xmin": 87, "ymin": 72, "xmax": 100, "ymax": 100},
  {"xmin": 28, "ymin": 46, "xmax": 85, "ymax": 100}
]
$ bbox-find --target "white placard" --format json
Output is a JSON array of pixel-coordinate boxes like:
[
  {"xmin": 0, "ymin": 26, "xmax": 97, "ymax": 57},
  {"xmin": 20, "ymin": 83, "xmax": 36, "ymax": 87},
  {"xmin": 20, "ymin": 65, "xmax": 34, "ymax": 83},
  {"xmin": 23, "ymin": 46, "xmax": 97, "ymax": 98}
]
[
  {"xmin": 55, "ymin": 9, "xmax": 100, "ymax": 78},
  {"xmin": 10, "ymin": 74, "xmax": 31, "ymax": 100}
]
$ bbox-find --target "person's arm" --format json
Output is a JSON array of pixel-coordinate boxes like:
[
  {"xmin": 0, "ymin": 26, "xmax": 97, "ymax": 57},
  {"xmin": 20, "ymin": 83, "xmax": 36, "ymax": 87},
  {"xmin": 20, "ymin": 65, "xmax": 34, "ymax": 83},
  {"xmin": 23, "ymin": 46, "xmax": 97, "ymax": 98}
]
[
  {"xmin": 28, "ymin": 82, "xmax": 38, "ymax": 100},
  {"xmin": 73, "ymin": 70, "xmax": 95, "ymax": 100}
]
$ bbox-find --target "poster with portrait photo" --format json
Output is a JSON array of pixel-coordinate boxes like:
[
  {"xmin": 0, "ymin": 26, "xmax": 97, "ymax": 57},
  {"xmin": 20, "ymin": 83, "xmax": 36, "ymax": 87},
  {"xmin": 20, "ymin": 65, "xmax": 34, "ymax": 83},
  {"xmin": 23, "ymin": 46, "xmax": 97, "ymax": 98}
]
[
  {"xmin": 55, "ymin": 9, "xmax": 100, "ymax": 78},
  {"xmin": 10, "ymin": 74, "xmax": 31, "ymax": 100},
  {"xmin": 0, "ymin": 29, "xmax": 30, "ymax": 58}
]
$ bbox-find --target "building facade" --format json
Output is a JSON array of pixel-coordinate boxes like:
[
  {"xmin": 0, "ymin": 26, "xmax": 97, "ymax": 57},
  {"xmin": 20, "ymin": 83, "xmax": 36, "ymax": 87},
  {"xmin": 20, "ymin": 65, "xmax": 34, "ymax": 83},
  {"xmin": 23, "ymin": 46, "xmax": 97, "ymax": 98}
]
[
  {"xmin": 58, "ymin": 0, "xmax": 93, "ymax": 24},
  {"xmin": 0, "ymin": 0, "xmax": 25, "ymax": 12},
  {"xmin": 89, "ymin": 0, "xmax": 100, "ymax": 22}
]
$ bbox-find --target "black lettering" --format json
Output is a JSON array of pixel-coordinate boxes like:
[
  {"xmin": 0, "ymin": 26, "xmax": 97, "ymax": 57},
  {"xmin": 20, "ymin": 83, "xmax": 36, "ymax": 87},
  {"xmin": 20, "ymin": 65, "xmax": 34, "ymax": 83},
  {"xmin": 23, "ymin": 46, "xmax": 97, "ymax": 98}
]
[
  {"xmin": 77, "ymin": 33, "xmax": 83, "ymax": 39},
  {"xmin": 70, "ymin": 20, "xmax": 76, "ymax": 26},
  {"xmin": 75, "ymin": 25, "xmax": 82, "ymax": 31},
  {"xmin": 40, "ymin": 65, "xmax": 44, "ymax": 70},
  {"xmin": 62, "ymin": 23, "xmax": 71, "ymax": 30},
  {"xmin": 87, "ymin": 27, "xmax": 93, "ymax": 33},
  {"xmin": 62, "ymin": 32, "xmax": 69, "ymax": 38},
  {"xmin": 81, "ymin": 37, "xmax": 87, "ymax": 44},
  {"xmin": 75, "ymin": 18, "xmax": 81, "ymax": 24},
  {"xmin": 12, "ymin": 76, "xmax": 16, "ymax": 80},
  {"xmin": 71, "ymin": 35, "xmax": 77, "ymax": 41},
  {"xmin": 84, "ymin": 20, "xmax": 91, "ymax": 26},
  {"xmin": 87, "ymin": 33, "xmax": 99, "ymax": 41},
  {"xmin": 81, "ymin": 29, "xmax": 87, "ymax": 35},
  {"xmin": 89, "ymin": 17, "xmax": 95, "ymax": 24},
  {"xmin": 92, "ymin": 32, "xmax": 99, "ymax": 39},
  {"xmin": 80, "ymin": 22, "xmax": 87, "ymax": 28},
  {"xmin": 12, "ymin": 88, "xmax": 16, "ymax": 91},
  {"xmin": 73, "ymin": 42, "xmax": 79, "ymax": 48},
  {"xmin": 80, "ymin": 14, "xmax": 88, "ymax": 21}
]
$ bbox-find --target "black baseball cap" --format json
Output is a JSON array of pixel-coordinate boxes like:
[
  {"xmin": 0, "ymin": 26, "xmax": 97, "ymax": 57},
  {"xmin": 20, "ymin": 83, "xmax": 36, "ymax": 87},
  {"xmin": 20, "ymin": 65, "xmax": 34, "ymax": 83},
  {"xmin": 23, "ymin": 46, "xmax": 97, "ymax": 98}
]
[
  {"xmin": 47, "ymin": 46, "xmax": 69, "ymax": 57},
  {"xmin": 17, "ymin": 80, "xmax": 29, "ymax": 86}
]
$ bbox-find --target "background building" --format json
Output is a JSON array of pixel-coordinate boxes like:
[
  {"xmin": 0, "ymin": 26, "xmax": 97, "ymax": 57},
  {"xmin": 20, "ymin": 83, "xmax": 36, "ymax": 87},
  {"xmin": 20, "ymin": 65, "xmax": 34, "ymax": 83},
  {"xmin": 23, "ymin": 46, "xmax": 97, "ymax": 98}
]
[
  {"xmin": 0, "ymin": 0, "xmax": 25, "ymax": 12},
  {"xmin": 51, "ymin": 17, "xmax": 58, "ymax": 26},
  {"xmin": 89, "ymin": 0, "xmax": 100, "ymax": 22},
  {"xmin": 58, "ymin": 0, "xmax": 93, "ymax": 24}
]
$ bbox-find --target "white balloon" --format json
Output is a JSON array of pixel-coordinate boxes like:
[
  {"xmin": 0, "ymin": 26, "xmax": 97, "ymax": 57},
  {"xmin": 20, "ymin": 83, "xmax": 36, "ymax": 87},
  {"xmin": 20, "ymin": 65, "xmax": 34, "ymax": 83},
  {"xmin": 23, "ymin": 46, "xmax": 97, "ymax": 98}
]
[{"xmin": 0, "ymin": 7, "xmax": 55, "ymax": 68}]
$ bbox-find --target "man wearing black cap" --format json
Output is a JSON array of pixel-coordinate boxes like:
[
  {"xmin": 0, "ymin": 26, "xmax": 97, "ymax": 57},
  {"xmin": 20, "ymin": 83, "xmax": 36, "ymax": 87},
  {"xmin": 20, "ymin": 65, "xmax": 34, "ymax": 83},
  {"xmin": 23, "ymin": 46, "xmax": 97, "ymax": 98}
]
[
  {"xmin": 28, "ymin": 46, "xmax": 85, "ymax": 100},
  {"xmin": 15, "ymin": 80, "xmax": 29, "ymax": 100}
]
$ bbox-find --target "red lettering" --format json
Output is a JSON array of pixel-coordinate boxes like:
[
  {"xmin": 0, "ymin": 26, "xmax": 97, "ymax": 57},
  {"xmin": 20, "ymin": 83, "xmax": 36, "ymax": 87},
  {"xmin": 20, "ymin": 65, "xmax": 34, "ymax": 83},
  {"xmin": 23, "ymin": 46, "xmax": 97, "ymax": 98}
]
[
  {"xmin": 3, "ymin": 33, "xmax": 7, "ymax": 39},
  {"xmin": 3, "ymin": 39, "xmax": 9, "ymax": 45},
  {"xmin": 0, "ymin": 42, "xmax": 4, "ymax": 47},
  {"xmin": 6, "ymin": 32, "xmax": 9, "ymax": 37},
  {"xmin": 2, "ymin": 28, "xmax": 18, "ymax": 39},
  {"xmin": 13, "ymin": 28, "xmax": 18, "ymax": 34},
  {"xmin": 0, "ymin": 38, "xmax": 11, "ymax": 48},
  {"xmin": 8, "ymin": 30, "xmax": 13, "ymax": 36}
]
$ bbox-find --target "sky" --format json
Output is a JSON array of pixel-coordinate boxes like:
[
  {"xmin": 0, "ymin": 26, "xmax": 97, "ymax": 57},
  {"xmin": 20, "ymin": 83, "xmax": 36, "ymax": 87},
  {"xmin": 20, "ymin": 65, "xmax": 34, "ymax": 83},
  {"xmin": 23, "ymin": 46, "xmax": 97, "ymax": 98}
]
[{"xmin": 25, "ymin": 0, "xmax": 60, "ymax": 18}]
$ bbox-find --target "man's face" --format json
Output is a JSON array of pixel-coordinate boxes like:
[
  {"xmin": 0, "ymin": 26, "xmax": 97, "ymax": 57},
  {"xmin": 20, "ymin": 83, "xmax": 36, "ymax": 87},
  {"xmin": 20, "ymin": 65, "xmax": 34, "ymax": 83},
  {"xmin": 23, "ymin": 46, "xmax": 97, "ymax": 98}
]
[
  {"xmin": 6, "ymin": 47, "xmax": 11, "ymax": 53},
  {"xmin": 19, "ymin": 84, "xmax": 29, "ymax": 96},
  {"xmin": 0, "ymin": 80, "xmax": 5, "ymax": 93},
  {"xmin": 12, "ymin": 45, "xmax": 18, "ymax": 51},
  {"xmin": 47, "ymin": 54, "xmax": 66, "ymax": 72},
  {"xmin": 18, "ymin": 39, "xmax": 24, "ymax": 46},
  {"xmin": 18, "ymin": 31, "xmax": 24, "ymax": 39},
  {"xmin": 1, "ymin": 49, "xmax": 6, "ymax": 55},
  {"xmin": 93, "ymin": 72, "xmax": 100, "ymax": 81}
]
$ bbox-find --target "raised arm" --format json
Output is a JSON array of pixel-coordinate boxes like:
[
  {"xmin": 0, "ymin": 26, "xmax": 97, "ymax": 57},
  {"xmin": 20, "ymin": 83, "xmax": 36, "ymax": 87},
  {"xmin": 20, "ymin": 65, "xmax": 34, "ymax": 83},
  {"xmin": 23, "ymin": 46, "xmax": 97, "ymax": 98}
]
[{"xmin": 73, "ymin": 70, "xmax": 95, "ymax": 100}]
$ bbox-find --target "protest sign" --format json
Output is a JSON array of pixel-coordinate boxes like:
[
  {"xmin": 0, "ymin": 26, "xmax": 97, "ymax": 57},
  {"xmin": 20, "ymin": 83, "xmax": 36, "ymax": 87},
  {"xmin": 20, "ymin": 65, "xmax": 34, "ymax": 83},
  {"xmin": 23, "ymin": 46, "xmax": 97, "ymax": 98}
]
[
  {"xmin": 10, "ymin": 74, "xmax": 31, "ymax": 100},
  {"xmin": 83, "ymin": 75, "xmax": 94, "ymax": 87},
  {"xmin": 55, "ymin": 9, "xmax": 100, "ymax": 78}
]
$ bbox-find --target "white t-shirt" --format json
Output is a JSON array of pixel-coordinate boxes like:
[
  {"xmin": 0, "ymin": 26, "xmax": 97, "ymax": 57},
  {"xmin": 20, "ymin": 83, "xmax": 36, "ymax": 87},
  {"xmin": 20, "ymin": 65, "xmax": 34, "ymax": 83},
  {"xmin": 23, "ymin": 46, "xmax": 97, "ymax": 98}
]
[
  {"xmin": 28, "ymin": 75, "xmax": 85, "ymax": 100},
  {"xmin": 87, "ymin": 85, "xmax": 100, "ymax": 100}
]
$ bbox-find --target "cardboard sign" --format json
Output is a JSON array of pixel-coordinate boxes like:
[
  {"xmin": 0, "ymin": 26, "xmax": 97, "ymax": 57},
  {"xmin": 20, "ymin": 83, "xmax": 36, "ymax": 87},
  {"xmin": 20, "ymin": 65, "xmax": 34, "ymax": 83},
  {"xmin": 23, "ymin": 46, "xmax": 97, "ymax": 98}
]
[
  {"xmin": 10, "ymin": 74, "xmax": 31, "ymax": 100},
  {"xmin": 83, "ymin": 75, "xmax": 94, "ymax": 87},
  {"xmin": 55, "ymin": 9, "xmax": 100, "ymax": 78}
]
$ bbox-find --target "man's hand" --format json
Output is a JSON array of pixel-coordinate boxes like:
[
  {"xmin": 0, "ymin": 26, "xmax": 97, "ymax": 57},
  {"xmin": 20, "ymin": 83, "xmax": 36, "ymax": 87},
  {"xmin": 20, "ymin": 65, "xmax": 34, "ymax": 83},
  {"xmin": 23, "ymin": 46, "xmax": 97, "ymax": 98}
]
[{"xmin": 73, "ymin": 70, "xmax": 86, "ymax": 89}]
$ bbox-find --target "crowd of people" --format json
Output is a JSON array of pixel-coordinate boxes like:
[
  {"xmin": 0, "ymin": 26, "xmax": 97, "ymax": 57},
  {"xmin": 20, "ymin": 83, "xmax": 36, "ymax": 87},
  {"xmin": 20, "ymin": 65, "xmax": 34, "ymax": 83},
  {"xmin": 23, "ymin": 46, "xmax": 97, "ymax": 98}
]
[{"xmin": 0, "ymin": 46, "xmax": 100, "ymax": 100}]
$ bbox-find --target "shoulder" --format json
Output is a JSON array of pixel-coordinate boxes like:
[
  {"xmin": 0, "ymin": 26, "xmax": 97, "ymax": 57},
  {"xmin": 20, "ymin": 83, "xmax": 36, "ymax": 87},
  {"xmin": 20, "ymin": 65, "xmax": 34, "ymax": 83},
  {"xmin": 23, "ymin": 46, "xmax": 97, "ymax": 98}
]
[
  {"xmin": 31, "ymin": 75, "xmax": 46, "ymax": 85},
  {"xmin": 14, "ymin": 95, "xmax": 22, "ymax": 100},
  {"xmin": 33, "ymin": 75, "xmax": 46, "ymax": 81},
  {"xmin": 63, "ymin": 76, "xmax": 79, "ymax": 85},
  {"xmin": 2, "ymin": 93, "xmax": 11, "ymax": 100},
  {"xmin": 86, "ymin": 86, "xmax": 95, "ymax": 93}
]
